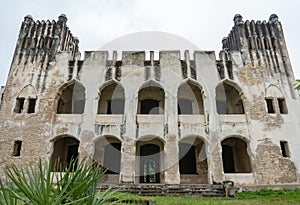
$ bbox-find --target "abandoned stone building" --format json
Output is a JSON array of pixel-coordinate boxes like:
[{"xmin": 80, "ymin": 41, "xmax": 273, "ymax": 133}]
[{"xmin": 0, "ymin": 13, "xmax": 300, "ymax": 187}]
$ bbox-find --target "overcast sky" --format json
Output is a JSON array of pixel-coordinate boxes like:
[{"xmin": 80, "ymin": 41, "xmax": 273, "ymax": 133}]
[{"xmin": 0, "ymin": 0, "xmax": 299, "ymax": 86}]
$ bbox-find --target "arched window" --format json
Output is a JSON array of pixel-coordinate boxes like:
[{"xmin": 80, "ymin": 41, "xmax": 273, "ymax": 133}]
[
  {"xmin": 216, "ymin": 82, "xmax": 244, "ymax": 114},
  {"xmin": 57, "ymin": 81, "xmax": 85, "ymax": 114},
  {"xmin": 138, "ymin": 84, "xmax": 164, "ymax": 114},
  {"xmin": 98, "ymin": 82, "xmax": 125, "ymax": 114},
  {"xmin": 221, "ymin": 137, "xmax": 251, "ymax": 173},
  {"xmin": 177, "ymin": 81, "xmax": 204, "ymax": 114},
  {"xmin": 14, "ymin": 85, "xmax": 37, "ymax": 114}
]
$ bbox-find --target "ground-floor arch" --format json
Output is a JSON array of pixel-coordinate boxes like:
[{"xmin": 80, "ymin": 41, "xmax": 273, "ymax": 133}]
[
  {"xmin": 136, "ymin": 137, "xmax": 165, "ymax": 184},
  {"xmin": 179, "ymin": 136, "xmax": 208, "ymax": 184},
  {"xmin": 50, "ymin": 136, "xmax": 79, "ymax": 171},
  {"xmin": 94, "ymin": 136, "xmax": 122, "ymax": 183},
  {"xmin": 221, "ymin": 137, "xmax": 251, "ymax": 173}
]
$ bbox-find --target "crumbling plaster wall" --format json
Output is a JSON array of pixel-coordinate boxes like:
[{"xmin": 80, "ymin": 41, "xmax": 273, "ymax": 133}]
[
  {"xmin": 1, "ymin": 35, "xmax": 300, "ymax": 186},
  {"xmin": 229, "ymin": 50, "xmax": 300, "ymax": 184}
]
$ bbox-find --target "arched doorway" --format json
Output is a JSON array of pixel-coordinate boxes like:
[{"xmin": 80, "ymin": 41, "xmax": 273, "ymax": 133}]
[
  {"xmin": 179, "ymin": 137, "xmax": 208, "ymax": 184},
  {"xmin": 50, "ymin": 136, "xmax": 79, "ymax": 171},
  {"xmin": 221, "ymin": 137, "xmax": 251, "ymax": 173},
  {"xmin": 94, "ymin": 136, "xmax": 122, "ymax": 184},
  {"xmin": 136, "ymin": 138, "xmax": 164, "ymax": 184},
  {"xmin": 140, "ymin": 144, "xmax": 160, "ymax": 183}
]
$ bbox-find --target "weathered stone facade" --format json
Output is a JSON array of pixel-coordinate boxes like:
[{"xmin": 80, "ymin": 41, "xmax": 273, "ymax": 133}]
[{"xmin": 0, "ymin": 13, "xmax": 299, "ymax": 186}]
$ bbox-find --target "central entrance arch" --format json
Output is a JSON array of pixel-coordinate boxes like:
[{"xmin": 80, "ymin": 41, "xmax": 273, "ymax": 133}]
[
  {"xmin": 140, "ymin": 144, "xmax": 160, "ymax": 183},
  {"xmin": 136, "ymin": 137, "xmax": 164, "ymax": 184}
]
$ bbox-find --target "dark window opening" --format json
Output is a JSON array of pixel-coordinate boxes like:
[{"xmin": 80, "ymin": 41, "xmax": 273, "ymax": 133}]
[
  {"xmin": 141, "ymin": 99, "xmax": 159, "ymax": 114},
  {"xmin": 280, "ymin": 141, "xmax": 290, "ymax": 157},
  {"xmin": 278, "ymin": 98, "xmax": 288, "ymax": 114},
  {"xmin": 178, "ymin": 99, "xmax": 193, "ymax": 114},
  {"xmin": 266, "ymin": 98, "xmax": 275, "ymax": 113},
  {"xmin": 103, "ymin": 143, "xmax": 121, "ymax": 174},
  {"xmin": 179, "ymin": 143, "xmax": 197, "ymax": 174},
  {"xmin": 14, "ymin": 98, "xmax": 25, "ymax": 113},
  {"xmin": 27, "ymin": 98, "xmax": 36, "ymax": 113},
  {"xmin": 13, "ymin": 140, "xmax": 22, "ymax": 157},
  {"xmin": 107, "ymin": 99, "xmax": 125, "ymax": 114},
  {"xmin": 222, "ymin": 145, "xmax": 235, "ymax": 173},
  {"xmin": 140, "ymin": 144, "xmax": 160, "ymax": 183}
]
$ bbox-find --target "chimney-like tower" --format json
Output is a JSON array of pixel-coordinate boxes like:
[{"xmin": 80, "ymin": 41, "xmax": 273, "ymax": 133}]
[
  {"xmin": 222, "ymin": 14, "xmax": 296, "ymax": 98},
  {"xmin": 12, "ymin": 14, "xmax": 80, "ymax": 67}
]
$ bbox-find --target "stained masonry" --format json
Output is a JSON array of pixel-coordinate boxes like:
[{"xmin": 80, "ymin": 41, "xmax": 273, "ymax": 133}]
[{"xmin": 0, "ymin": 13, "xmax": 300, "ymax": 186}]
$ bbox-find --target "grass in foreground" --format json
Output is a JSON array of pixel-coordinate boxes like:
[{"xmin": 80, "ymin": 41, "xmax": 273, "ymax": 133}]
[{"xmin": 108, "ymin": 188, "xmax": 300, "ymax": 205}]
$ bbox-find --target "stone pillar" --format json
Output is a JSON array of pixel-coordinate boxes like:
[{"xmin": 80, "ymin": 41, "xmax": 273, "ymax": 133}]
[
  {"xmin": 120, "ymin": 136, "xmax": 135, "ymax": 183},
  {"xmin": 120, "ymin": 80, "xmax": 139, "ymax": 184},
  {"xmin": 79, "ymin": 130, "xmax": 94, "ymax": 163},
  {"xmin": 164, "ymin": 134, "xmax": 180, "ymax": 184},
  {"xmin": 164, "ymin": 84, "xmax": 180, "ymax": 184},
  {"xmin": 210, "ymin": 132, "xmax": 224, "ymax": 183}
]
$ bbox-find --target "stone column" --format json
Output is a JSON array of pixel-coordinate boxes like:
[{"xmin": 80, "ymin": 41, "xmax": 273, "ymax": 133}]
[
  {"xmin": 164, "ymin": 90, "xmax": 180, "ymax": 184},
  {"xmin": 120, "ymin": 136, "xmax": 135, "ymax": 183}
]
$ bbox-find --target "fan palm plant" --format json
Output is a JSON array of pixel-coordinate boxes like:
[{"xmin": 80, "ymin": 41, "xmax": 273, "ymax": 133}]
[{"xmin": 2, "ymin": 158, "xmax": 116, "ymax": 205}]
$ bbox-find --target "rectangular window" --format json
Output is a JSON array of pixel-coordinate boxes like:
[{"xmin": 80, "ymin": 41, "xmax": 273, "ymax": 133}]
[
  {"xmin": 14, "ymin": 98, "xmax": 25, "ymax": 113},
  {"xmin": 278, "ymin": 98, "xmax": 288, "ymax": 114},
  {"xmin": 265, "ymin": 98, "xmax": 275, "ymax": 113},
  {"xmin": 280, "ymin": 141, "xmax": 290, "ymax": 157},
  {"xmin": 13, "ymin": 140, "xmax": 22, "ymax": 157},
  {"xmin": 27, "ymin": 98, "xmax": 36, "ymax": 113}
]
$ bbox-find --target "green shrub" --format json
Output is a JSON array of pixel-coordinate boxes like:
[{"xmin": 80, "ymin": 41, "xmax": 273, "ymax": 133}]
[{"xmin": 0, "ymin": 158, "xmax": 115, "ymax": 205}]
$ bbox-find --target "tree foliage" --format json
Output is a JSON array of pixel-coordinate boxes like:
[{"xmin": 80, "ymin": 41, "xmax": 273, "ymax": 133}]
[{"xmin": 294, "ymin": 79, "xmax": 300, "ymax": 90}]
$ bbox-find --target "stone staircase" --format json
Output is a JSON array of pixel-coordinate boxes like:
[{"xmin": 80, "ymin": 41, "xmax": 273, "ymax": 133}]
[{"xmin": 98, "ymin": 183, "xmax": 231, "ymax": 197}]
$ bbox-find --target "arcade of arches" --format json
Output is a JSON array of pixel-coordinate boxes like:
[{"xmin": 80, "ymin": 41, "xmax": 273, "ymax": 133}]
[{"xmin": 50, "ymin": 135, "xmax": 252, "ymax": 184}]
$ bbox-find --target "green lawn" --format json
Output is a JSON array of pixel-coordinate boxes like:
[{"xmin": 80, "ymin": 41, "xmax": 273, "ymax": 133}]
[{"xmin": 109, "ymin": 189, "xmax": 300, "ymax": 205}]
